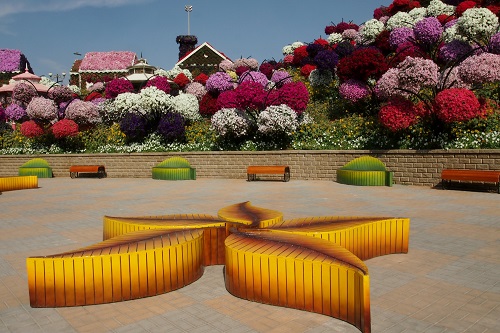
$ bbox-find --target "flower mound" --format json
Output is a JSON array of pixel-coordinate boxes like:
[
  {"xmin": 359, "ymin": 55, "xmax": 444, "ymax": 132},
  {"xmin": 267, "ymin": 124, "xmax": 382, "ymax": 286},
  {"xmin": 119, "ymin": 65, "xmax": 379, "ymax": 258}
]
[
  {"xmin": 26, "ymin": 97, "xmax": 58, "ymax": 122},
  {"xmin": 157, "ymin": 112, "xmax": 186, "ymax": 142},
  {"xmin": 20, "ymin": 120, "xmax": 44, "ymax": 138},
  {"xmin": 52, "ymin": 119, "xmax": 79, "ymax": 139},
  {"xmin": 238, "ymin": 71, "xmax": 269, "ymax": 88},
  {"xmin": 339, "ymin": 80, "xmax": 371, "ymax": 102},
  {"xmin": 49, "ymin": 86, "xmax": 74, "ymax": 105},
  {"xmin": 257, "ymin": 104, "xmax": 298, "ymax": 136},
  {"xmin": 120, "ymin": 113, "xmax": 147, "ymax": 141},
  {"xmin": 12, "ymin": 82, "xmax": 37, "ymax": 106},
  {"xmin": 65, "ymin": 100, "xmax": 101, "ymax": 125},
  {"xmin": 434, "ymin": 88, "xmax": 481, "ymax": 123},
  {"xmin": 379, "ymin": 98, "xmax": 422, "ymax": 132},
  {"xmin": 337, "ymin": 48, "xmax": 388, "ymax": 82},
  {"xmin": 413, "ymin": 17, "xmax": 444, "ymax": 46},
  {"xmin": 211, "ymin": 108, "xmax": 250, "ymax": 138},
  {"xmin": 458, "ymin": 53, "xmax": 500, "ymax": 84},
  {"xmin": 105, "ymin": 78, "xmax": 135, "ymax": 99},
  {"xmin": 5, "ymin": 104, "xmax": 27, "ymax": 122},
  {"xmin": 144, "ymin": 76, "xmax": 171, "ymax": 94},
  {"xmin": 270, "ymin": 82, "xmax": 309, "ymax": 115},
  {"xmin": 205, "ymin": 72, "xmax": 234, "ymax": 93}
]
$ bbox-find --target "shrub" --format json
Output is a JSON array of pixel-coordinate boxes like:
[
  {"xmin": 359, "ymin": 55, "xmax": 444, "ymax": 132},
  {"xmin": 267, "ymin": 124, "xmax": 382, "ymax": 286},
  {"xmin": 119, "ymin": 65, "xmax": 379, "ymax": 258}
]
[
  {"xmin": 105, "ymin": 78, "xmax": 134, "ymax": 99},
  {"xmin": 434, "ymin": 88, "xmax": 482, "ymax": 123},
  {"xmin": 337, "ymin": 48, "xmax": 388, "ymax": 82},
  {"xmin": 48, "ymin": 86, "xmax": 74, "ymax": 105},
  {"xmin": 120, "ymin": 113, "xmax": 148, "ymax": 141},
  {"xmin": 65, "ymin": 100, "xmax": 101, "ymax": 125},
  {"xmin": 26, "ymin": 97, "xmax": 58, "ymax": 122},
  {"xmin": 20, "ymin": 120, "xmax": 44, "ymax": 138},
  {"xmin": 52, "ymin": 119, "xmax": 79, "ymax": 139},
  {"xmin": 144, "ymin": 76, "xmax": 171, "ymax": 94},
  {"xmin": 5, "ymin": 104, "xmax": 27, "ymax": 122},
  {"xmin": 12, "ymin": 82, "xmax": 38, "ymax": 106},
  {"xmin": 156, "ymin": 111, "xmax": 186, "ymax": 143}
]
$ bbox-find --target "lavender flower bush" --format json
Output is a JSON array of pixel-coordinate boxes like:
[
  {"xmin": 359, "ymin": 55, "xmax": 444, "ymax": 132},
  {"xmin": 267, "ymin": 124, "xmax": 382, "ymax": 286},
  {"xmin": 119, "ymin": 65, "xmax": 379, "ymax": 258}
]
[{"xmin": 26, "ymin": 97, "xmax": 58, "ymax": 123}]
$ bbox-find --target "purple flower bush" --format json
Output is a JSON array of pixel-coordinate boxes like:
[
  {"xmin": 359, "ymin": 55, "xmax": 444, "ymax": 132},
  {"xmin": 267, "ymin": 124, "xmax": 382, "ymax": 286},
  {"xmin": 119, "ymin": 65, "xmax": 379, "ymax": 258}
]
[
  {"xmin": 270, "ymin": 70, "xmax": 293, "ymax": 86},
  {"xmin": 0, "ymin": 49, "xmax": 22, "ymax": 72},
  {"xmin": 489, "ymin": 32, "xmax": 500, "ymax": 54},
  {"xmin": 389, "ymin": 27, "xmax": 415, "ymax": 50},
  {"xmin": 5, "ymin": 104, "xmax": 27, "ymax": 122},
  {"xmin": 413, "ymin": 17, "xmax": 444, "ymax": 46},
  {"xmin": 156, "ymin": 111, "xmax": 186, "ymax": 143},
  {"xmin": 26, "ymin": 97, "xmax": 58, "ymax": 123},
  {"xmin": 238, "ymin": 71, "xmax": 269, "ymax": 87},
  {"xmin": 205, "ymin": 72, "xmax": 234, "ymax": 93},
  {"xmin": 119, "ymin": 112, "xmax": 147, "ymax": 141},
  {"xmin": 48, "ymin": 86, "xmax": 74, "ymax": 105},
  {"xmin": 439, "ymin": 40, "xmax": 473, "ymax": 62},
  {"xmin": 0, "ymin": 106, "xmax": 5, "ymax": 123}
]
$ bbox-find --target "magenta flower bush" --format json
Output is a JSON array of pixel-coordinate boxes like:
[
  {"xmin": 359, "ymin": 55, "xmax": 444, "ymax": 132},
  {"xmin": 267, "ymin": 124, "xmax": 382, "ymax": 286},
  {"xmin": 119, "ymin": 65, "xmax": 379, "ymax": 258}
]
[
  {"xmin": 65, "ymin": 100, "xmax": 101, "ymax": 125},
  {"xmin": 268, "ymin": 82, "xmax": 309, "ymax": 115},
  {"xmin": 26, "ymin": 97, "xmax": 58, "ymax": 123},
  {"xmin": 105, "ymin": 78, "xmax": 135, "ymax": 99},
  {"xmin": 339, "ymin": 79, "xmax": 371, "ymax": 102},
  {"xmin": 5, "ymin": 104, "xmax": 27, "ymax": 122},
  {"xmin": 144, "ymin": 76, "xmax": 171, "ymax": 94},
  {"xmin": 0, "ymin": 106, "xmax": 5, "ymax": 123}
]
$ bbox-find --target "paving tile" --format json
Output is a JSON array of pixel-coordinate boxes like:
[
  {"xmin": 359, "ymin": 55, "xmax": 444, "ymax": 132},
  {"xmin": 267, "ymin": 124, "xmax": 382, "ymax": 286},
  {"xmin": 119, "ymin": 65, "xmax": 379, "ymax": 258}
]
[{"xmin": 0, "ymin": 178, "xmax": 499, "ymax": 332}]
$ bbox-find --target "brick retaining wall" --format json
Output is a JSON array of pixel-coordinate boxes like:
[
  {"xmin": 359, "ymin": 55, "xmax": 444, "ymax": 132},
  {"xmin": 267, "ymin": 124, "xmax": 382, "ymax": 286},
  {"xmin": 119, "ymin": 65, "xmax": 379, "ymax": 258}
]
[{"xmin": 1, "ymin": 150, "xmax": 499, "ymax": 187}]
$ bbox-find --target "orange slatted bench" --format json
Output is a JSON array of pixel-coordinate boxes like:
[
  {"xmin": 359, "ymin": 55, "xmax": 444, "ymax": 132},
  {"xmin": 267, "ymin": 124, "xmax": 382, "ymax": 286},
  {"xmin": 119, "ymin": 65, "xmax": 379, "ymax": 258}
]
[
  {"xmin": 441, "ymin": 169, "xmax": 500, "ymax": 193},
  {"xmin": 69, "ymin": 165, "xmax": 106, "ymax": 179},
  {"xmin": 247, "ymin": 165, "xmax": 290, "ymax": 182}
]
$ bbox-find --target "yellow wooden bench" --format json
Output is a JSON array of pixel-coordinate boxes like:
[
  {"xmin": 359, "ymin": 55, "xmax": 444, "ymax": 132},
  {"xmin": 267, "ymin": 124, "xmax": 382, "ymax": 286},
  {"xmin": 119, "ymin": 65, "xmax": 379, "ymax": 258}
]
[{"xmin": 0, "ymin": 176, "xmax": 38, "ymax": 192}]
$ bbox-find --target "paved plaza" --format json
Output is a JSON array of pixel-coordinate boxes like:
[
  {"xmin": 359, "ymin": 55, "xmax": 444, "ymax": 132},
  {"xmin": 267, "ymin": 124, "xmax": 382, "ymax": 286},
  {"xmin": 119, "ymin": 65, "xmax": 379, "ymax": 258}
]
[{"xmin": 0, "ymin": 177, "xmax": 499, "ymax": 333}]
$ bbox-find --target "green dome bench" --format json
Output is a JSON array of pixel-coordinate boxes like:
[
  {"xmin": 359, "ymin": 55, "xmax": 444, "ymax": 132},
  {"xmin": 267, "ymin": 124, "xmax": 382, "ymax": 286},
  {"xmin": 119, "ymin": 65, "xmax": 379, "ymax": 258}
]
[
  {"xmin": 18, "ymin": 158, "xmax": 53, "ymax": 178},
  {"xmin": 336, "ymin": 156, "xmax": 393, "ymax": 187},
  {"xmin": 152, "ymin": 157, "xmax": 196, "ymax": 180}
]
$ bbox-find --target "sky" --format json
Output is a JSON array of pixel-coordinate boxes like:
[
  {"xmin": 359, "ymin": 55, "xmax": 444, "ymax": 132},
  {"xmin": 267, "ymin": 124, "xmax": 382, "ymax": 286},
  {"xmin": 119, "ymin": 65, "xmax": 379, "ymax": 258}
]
[{"xmin": 0, "ymin": 0, "xmax": 393, "ymax": 85}]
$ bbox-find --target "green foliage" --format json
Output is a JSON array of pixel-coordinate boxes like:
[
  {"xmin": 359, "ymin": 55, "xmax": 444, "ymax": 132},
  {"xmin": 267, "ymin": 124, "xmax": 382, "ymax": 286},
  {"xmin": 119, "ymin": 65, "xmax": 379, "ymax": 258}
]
[{"xmin": 79, "ymin": 123, "xmax": 126, "ymax": 152}]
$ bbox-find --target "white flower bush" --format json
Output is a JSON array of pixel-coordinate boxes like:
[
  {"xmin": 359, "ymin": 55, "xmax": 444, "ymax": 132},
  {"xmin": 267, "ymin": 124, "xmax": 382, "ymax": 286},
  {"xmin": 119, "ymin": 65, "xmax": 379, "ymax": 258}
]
[
  {"xmin": 408, "ymin": 8, "xmax": 427, "ymax": 21},
  {"xmin": 327, "ymin": 33, "xmax": 343, "ymax": 44},
  {"xmin": 138, "ymin": 86, "xmax": 173, "ymax": 115},
  {"xmin": 426, "ymin": 0, "xmax": 455, "ymax": 17},
  {"xmin": 171, "ymin": 93, "xmax": 201, "ymax": 121},
  {"xmin": 112, "ymin": 92, "xmax": 142, "ymax": 117},
  {"xmin": 257, "ymin": 104, "xmax": 298, "ymax": 135},
  {"xmin": 211, "ymin": 108, "xmax": 250, "ymax": 137},
  {"xmin": 386, "ymin": 12, "xmax": 415, "ymax": 31},
  {"xmin": 165, "ymin": 65, "xmax": 193, "ymax": 80},
  {"xmin": 457, "ymin": 8, "xmax": 499, "ymax": 42},
  {"xmin": 282, "ymin": 45, "xmax": 294, "ymax": 55},
  {"xmin": 308, "ymin": 69, "xmax": 333, "ymax": 86},
  {"xmin": 68, "ymin": 85, "xmax": 81, "ymax": 95},
  {"xmin": 358, "ymin": 19, "xmax": 385, "ymax": 43}
]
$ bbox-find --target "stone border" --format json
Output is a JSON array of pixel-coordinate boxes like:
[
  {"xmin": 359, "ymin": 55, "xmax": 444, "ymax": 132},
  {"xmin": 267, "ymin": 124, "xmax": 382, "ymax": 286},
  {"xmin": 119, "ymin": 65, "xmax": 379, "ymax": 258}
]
[{"xmin": 1, "ymin": 150, "xmax": 499, "ymax": 187}]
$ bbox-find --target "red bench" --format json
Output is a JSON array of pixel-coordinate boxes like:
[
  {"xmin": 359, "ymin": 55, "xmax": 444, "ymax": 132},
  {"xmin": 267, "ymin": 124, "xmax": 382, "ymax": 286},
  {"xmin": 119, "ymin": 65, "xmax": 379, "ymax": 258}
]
[
  {"xmin": 69, "ymin": 165, "xmax": 106, "ymax": 179},
  {"xmin": 441, "ymin": 169, "xmax": 500, "ymax": 193},
  {"xmin": 247, "ymin": 165, "xmax": 290, "ymax": 182}
]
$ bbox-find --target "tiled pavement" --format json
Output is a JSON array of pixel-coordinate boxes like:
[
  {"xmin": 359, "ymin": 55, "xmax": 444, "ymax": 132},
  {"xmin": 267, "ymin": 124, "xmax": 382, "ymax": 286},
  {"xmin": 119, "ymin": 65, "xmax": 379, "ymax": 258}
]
[{"xmin": 0, "ymin": 177, "xmax": 499, "ymax": 333}]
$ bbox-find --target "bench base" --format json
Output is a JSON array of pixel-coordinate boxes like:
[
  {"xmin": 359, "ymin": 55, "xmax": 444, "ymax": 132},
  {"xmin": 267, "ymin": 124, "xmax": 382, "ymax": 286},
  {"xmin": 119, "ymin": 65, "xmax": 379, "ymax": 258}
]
[
  {"xmin": 70, "ymin": 165, "xmax": 106, "ymax": 179},
  {"xmin": 247, "ymin": 166, "xmax": 290, "ymax": 182}
]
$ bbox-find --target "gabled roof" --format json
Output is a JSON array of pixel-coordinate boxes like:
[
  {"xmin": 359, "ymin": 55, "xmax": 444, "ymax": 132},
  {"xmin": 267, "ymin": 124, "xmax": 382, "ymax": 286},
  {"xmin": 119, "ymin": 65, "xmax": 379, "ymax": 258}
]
[
  {"xmin": 175, "ymin": 42, "xmax": 232, "ymax": 68},
  {"xmin": 79, "ymin": 51, "xmax": 138, "ymax": 73}
]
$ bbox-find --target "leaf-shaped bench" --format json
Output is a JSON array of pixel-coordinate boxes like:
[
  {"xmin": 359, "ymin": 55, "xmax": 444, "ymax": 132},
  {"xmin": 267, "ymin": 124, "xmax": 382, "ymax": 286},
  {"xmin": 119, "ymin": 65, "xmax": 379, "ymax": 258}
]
[
  {"xmin": 337, "ymin": 156, "xmax": 393, "ymax": 186},
  {"xmin": 18, "ymin": 158, "xmax": 53, "ymax": 178},
  {"xmin": 152, "ymin": 157, "xmax": 196, "ymax": 180}
]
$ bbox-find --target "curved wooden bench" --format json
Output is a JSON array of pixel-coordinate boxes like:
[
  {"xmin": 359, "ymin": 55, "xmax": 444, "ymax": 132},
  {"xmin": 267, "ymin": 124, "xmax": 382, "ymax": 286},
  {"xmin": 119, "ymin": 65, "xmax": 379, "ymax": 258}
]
[
  {"xmin": 247, "ymin": 165, "xmax": 290, "ymax": 182},
  {"xmin": 69, "ymin": 165, "xmax": 106, "ymax": 178},
  {"xmin": 337, "ymin": 156, "xmax": 393, "ymax": 187},
  {"xmin": 0, "ymin": 176, "xmax": 38, "ymax": 192},
  {"xmin": 18, "ymin": 158, "xmax": 52, "ymax": 178},
  {"xmin": 441, "ymin": 169, "xmax": 500, "ymax": 193},
  {"xmin": 152, "ymin": 157, "xmax": 196, "ymax": 180}
]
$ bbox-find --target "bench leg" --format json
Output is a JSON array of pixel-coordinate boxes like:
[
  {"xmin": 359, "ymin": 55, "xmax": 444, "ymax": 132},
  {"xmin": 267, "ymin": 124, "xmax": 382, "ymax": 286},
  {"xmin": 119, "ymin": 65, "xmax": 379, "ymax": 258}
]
[
  {"xmin": 284, "ymin": 172, "xmax": 290, "ymax": 182},
  {"xmin": 70, "ymin": 172, "xmax": 78, "ymax": 179}
]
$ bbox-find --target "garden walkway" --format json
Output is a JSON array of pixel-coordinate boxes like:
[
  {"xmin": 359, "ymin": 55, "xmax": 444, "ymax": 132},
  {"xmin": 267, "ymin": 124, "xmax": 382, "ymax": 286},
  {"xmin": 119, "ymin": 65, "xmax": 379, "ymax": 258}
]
[{"xmin": 0, "ymin": 178, "xmax": 499, "ymax": 333}]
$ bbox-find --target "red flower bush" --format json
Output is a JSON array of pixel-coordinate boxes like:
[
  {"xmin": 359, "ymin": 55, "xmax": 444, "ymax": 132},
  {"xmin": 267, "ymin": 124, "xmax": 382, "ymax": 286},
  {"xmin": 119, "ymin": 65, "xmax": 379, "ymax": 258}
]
[
  {"xmin": 337, "ymin": 48, "xmax": 389, "ymax": 82},
  {"xmin": 194, "ymin": 73, "xmax": 209, "ymax": 85},
  {"xmin": 378, "ymin": 97, "xmax": 422, "ymax": 132},
  {"xmin": 300, "ymin": 64, "xmax": 316, "ymax": 77},
  {"xmin": 456, "ymin": 1, "xmax": 477, "ymax": 16},
  {"xmin": 52, "ymin": 119, "xmax": 79, "ymax": 139},
  {"xmin": 292, "ymin": 46, "xmax": 308, "ymax": 66},
  {"xmin": 20, "ymin": 120, "xmax": 44, "ymax": 138},
  {"xmin": 174, "ymin": 73, "xmax": 190, "ymax": 89},
  {"xmin": 84, "ymin": 91, "xmax": 103, "ymax": 102},
  {"xmin": 199, "ymin": 92, "xmax": 219, "ymax": 116},
  {"xmin": 259, "ymin": 62, "xmax": 275, "ymax": 79},
  {"xmin": 434, "ymin": 88, "xmax": 481, "ymax": 123}
]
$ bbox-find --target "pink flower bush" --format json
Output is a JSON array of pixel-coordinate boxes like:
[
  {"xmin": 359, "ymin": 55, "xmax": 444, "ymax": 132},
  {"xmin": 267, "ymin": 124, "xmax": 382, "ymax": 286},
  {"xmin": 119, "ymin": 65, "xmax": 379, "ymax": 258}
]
[
  {"xmin": 434, "ymin": 88, "xmax": 481, "ymax": 123},
  {"xmin": 184, "ymin": 82, "xmax": 207, "ymax": 100},
  {"xmin": 20, "ymin": 120, "xmax": 44, "ymax": 138},
  {"xmin": 48, "ymin": 86, "xmax": 74, "ymax": 105},
  {"xmin": 397, "ymin": 56, "xmax": 439, "ymax": 94},
  {"xmin": 219, "ymin": 59, "xmax": 234, "ymax": 72},
  {"xmin": 379, "ymin": 98, "xmax": 422, "ymax": 132},
  {"xmin": 12, "ymin": 82, "xmax": 37, "ymax": 106},
  {"xmin": 238, "ymin": 71, "xmax": 269, "ymax": 87},
  {"xmin": 65, "ymin": 100, "xmax": 101, "ymax": 125},
  {"xmin": 339, "ymin": 79, "xmax": 371, "ymax": 102},
  {"xmin": 79, "ymin": 51, "xmax": 137, "ymax": 71},
  {"xmin": 270, "ymin": 70, "xmax": 293, "ymax": 86},
  {"xmin": 26, "ymin": 97, "xmax": 58, "ymax": 122},
  {"xmin": 458, "ymin": 53, "xmax": 500, "ymax": 84},
  {"xmin": 0, "ymin": 49, "xmax": 22, "ymax": 72},
  {"xmin": 105, "ymin": 78, "xmax": 134, "ymax": 99},
  {"xmin": 52, "ymin": 119, "xmax": 79, "ymax": 139},
  {"xmin": 5, "ymin": 104, "xmax": 27, "ymax": 122},
  {"xmin": 375, "ymin": 68, "xmax": 401, "ymax": 99},
  {"xmin": 233, "ymin": 58, "xmax": 259, "ymax": 70}
]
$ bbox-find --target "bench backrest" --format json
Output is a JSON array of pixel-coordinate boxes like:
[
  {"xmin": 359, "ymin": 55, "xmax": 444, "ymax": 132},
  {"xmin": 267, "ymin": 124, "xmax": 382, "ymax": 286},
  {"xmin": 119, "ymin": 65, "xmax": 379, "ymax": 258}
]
[
  {"xmin": 341, "ymin": 156, "xmax": 388, "ymax": 171},
  {"xmin": 155, "ymin": 157, "xmax": 193, "ymax": 169}
]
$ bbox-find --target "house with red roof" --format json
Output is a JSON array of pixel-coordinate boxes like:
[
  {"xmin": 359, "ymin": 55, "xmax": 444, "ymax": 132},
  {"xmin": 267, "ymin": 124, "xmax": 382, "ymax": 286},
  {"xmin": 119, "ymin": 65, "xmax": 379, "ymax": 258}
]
[{"xmin": 175, "ymin": 42, "xmax": 232, "ymax": 75}]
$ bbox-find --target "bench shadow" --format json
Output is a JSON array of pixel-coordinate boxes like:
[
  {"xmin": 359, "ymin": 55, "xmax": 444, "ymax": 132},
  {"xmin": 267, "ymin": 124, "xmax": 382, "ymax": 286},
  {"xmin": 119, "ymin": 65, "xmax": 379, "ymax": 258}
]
[
  {"xmin": 73, "ymin": 172, "xmax": 107, "ymax": 179},
  {"xmin": 432, "ymin": 181, "xmax": 497, "ymax": 193}
]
